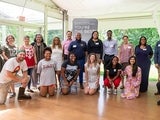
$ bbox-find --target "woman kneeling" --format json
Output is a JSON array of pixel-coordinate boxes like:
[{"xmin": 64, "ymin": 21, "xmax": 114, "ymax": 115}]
[
  {"xmin": 84, "ymin": 53, "xmax": 100, "ymax": 95},
  {"xmin": 37, "ymin": 47, "xmax": 56, "ymax": 97},
  {"xmin": 61, "ymin": 53, "xmax": 80, "ymax": 95}
]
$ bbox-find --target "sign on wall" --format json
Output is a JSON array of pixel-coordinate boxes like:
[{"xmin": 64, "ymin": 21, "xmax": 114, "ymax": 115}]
[{"xmin": 72, "ymin": 18, "xmax": 98, "ymax": 42}]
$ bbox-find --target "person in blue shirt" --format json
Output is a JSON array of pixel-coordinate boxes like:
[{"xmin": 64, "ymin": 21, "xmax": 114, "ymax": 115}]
[
  {"xmin": 154, "ymin": 40, "xmax": 160, "ymax": 105},
  {"xmin": 68, "ymin": 32, "xmax": 87, "ymax": 89}
]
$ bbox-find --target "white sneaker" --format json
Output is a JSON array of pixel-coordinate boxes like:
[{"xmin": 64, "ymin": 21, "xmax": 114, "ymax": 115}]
[
  {"xmin": 113, "ymin": 89, "xmax": 117, "ymax": 95},
  {"xmin": 107, "ymin": 88, "xmax": 112, "ymax": 94}
]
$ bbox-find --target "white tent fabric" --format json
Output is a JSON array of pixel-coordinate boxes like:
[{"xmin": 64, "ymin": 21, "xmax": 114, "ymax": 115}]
[
  {"xmin": 52, "ymin": 0, "xmax": 160, "ymax": 33},
  {"xmin": 1, "ymin": 0, "xmax": 160, "ymax": 33},
  {"xmin": 52, "ymin": 0, "xmax": 160, "ymax": 18}
]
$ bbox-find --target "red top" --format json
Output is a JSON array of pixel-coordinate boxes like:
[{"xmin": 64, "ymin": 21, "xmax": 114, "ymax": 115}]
[{"xmin": 23, "ymin": 45, "xmax": 35, "ymax": 68}]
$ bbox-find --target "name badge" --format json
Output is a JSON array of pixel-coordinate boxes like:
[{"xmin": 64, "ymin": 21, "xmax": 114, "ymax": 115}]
[
  {"xmin": 128, "ymin": 46, "xmax": 131, "ymax": 49},
  {"xmin": 110, "ymin": 45, "xmax": 114, "ymax": 48},
  {"xmin": 73, "ymin": 45, "xmax": 77, "ymax": 48},
  {"xmin": 143, "ymin": 48, "xmax": 147, "ymax": 51},
  {"xmin": 114, "ymin": 69, "xmax": 116, "ymax": 72},
  {"xmin": 95, "ymin": 42, "xmax": 99, "ymax": 45},
  {"xmin": 158, "ymin": 44, "xmax": 160, "ymax": 47},
  {"xmin": 81, "ymin": 44, "xmax": 84, "ymax": 47}
]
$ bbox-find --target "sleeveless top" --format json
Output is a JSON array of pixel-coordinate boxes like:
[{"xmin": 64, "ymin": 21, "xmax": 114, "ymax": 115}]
[{"xmin": 23, "ymin": 45, "xmax": 35, "ymax": 68}]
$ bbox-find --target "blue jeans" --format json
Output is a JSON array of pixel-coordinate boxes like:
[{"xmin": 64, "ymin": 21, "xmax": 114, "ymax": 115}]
[
  {"xmin": 77, "ymin": 59, "xmax": 85, "ymax": 84},
  {"xmin": 27, "ymin": 68, "xmax": 33, "ymax": 89}
]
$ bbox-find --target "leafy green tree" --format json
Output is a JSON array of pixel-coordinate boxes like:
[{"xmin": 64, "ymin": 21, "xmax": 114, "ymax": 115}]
[{"xmin": 47, "ymin": 30, "xmax": 63, "ymax": 46}]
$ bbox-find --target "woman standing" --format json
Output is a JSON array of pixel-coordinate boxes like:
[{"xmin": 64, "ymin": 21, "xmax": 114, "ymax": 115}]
[
  {"xmin": 2, "ymin": 35, "xmax": 17, "ymax": 98},
  {"xmin": 104, "ymin": 56, "xmax": 122, "ymax": 94},
  {"xmin": 135, "ymin": 36, "xmax": 153, "ymax": 92},
  {"xmin": 118, "ymin": 35, "xmax": 134, "ymax": 89},
  {"xmin": 31, "ymin": 34, "xmax": 47, "ymax": 88},
  {"xmin": 121, "ymin": 56, "xmax": 141, "ymax": 99},
  {"xmin": 84, "ymin": 53, "xmax": 100, "ymax": 95},
  {"xmin": 87, "ymin": 31, "xmax": 103, "ymax": 63},
  {"xmin": 51, "ymin": 37, "xmax": 63, "ymax": 88},
  {"xmin": 20, "ymin": 36, "xmax": 37, "ymax": 92},
  {"xmin": 61, "ymin": 53, "xmax": 80, "ymax": 95},
  {"xmin": 37, "ymin": 47, "xmax": 56, "ymax": 97}
]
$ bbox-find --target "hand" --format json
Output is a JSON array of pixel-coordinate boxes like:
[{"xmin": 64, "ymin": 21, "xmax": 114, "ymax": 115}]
[
  {"xmin": 96, "ymin": 80, "xmax": 99, "ymax": 86},
  {"xmin": 109, "ymin": 79, "xmax": 112, "ymax": 85},
  {"xmin": 130, "ymin": 85, "xmax": 135, "ymax": 91},
  {"xmin": 64, "ymin": 80, "xmax": 69, "ymax": 86},
  {"xmin": 85, "ymin": 82, "xmax": 88, "ymax": 87},
  {"xmin": 69, "ymin": 80, "xmax": 74, "ymax": 86},
  {"xmin": 21, "ymin": 77, "xmax": 27, "ymax": 84},
  {"xmin": 155, "ymin": 64, "xmax": 159, "ymax": 69}
]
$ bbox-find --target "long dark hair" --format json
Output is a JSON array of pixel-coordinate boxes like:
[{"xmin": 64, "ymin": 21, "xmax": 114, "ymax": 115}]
[
  {"xmin": 138, "ymin": 36, "xmax": 147, "ymax": 46},
  {"xmin": 6, "ymin": 35, "xmax": 15, "ymax": 45},
  {"xmin": 108, "ymin": 56, "xmax": 119, "ymax": 68},
  {"xmin": 89, "ymin": 31, "xmax": 99, "ymax": 41},
  {"xmin": 34, "ymin": 34, "xmax": 44, "ymax": 43},
  {"xmin": 128, "ymin": 56, "xmax": 138, "ymax": 77}
]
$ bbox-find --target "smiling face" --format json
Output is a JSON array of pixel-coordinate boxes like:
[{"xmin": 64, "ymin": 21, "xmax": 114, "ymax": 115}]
[
  {"xmin": 92, "ymin": 31, "xmax": 98, "ymax": 40},
  {"xmin": 129, "ymin": 57, "xmax": 136, "ymax": 65},
  {"xmin": 36, "ymin": 34, "xmax": 42, "ymax": 43},
  {"xmin": 69, "ymin": 53, "xmax": 76, "ymax": 62},
  {"xmin": 107, "ymin": 31, "xmax": 112, "ymax": 39},
  {"xmin": 24, "ymin": 36, "xmax": 30, "ymax": 45},
  {"xmin": 6, "ymin": 35, "xmax": 15, "ymax": 45},
  {"xmin": 89, "ymin": 54, "xmax": 96, "ymax": 63},
  {"xmin": 16, "ymin": 52, "xmax": 26, "ymax": 62},
  {"xmin": 53, "ymin": 37, "xmax": 60, "ymax": 45},
  {"xmin": 67, "ymin": 31, "xmax": 72, "ymax": 39},
  {"xmin": 112, "ymin": 57, "xmax": 118, "ymax": 66},
  {"xmin": 44, "ymin": 50, "xmax": 51, "ymax": 61},
  {"xmin": 75, "ymin": 33, "xmax": 81, "ymax": 40},
  {"xmin": 140, "ymin": 37, "xmax": 146, "ymax": 45},
  {"xmin": 123, "ymin": 36, "xmax": 128, "ymax": 44}
]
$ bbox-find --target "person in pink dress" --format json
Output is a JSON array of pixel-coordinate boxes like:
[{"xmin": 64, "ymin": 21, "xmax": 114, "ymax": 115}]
[
  {"xmin": 118, "ymin": 35, "xmax": 134, "ymax": 89},
  {"xmin": 121, "ymin": 56, "xmax": 142, "ymax": 100}
]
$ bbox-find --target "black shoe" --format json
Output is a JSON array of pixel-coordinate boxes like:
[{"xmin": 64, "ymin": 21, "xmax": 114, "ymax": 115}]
[
  {"xmin": 18, "ymin": 87, "xmax": 32, "ymax": 100},
  {"xmin": 157, "ymin": 100, "xmax": 160, "ymax": 105},
  {"xmin": 154, "ymin": 92, "xmax": 160, "ymax": 95},
  {"xmin": 18, "ymin": 94, "xmax": 32, "ymax": 100},
  {"xmin": 80, "ymin": 84, "xmax": 84, "ymax": 89}
]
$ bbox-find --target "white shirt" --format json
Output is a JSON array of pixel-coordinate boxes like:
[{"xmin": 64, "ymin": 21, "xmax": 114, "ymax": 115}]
[
  {"xmin": 0, "ymin": 57, "xmax": 28, "ymax": 83},
  {"xmin": 37, "ymin": 59, "xmax": 56, "ymax": 86}
]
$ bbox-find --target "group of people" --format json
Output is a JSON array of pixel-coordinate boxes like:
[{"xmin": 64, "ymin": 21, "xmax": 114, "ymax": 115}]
[{"xmin": 0, "ymin": 30, "xmax": 160, "ymax": 105}]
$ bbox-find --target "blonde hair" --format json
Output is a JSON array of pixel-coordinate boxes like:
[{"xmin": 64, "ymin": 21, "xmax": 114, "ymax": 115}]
[
  {"xmin": 86, "ymin": 53, "xmax": 98, "ymax": 68},
  {"xmin": 52, "ymin": 37, "xmax": 62, "ymax": 49}
]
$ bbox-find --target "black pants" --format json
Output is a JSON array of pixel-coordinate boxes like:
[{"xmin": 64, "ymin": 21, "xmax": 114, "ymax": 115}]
[
  {"xmin": 63, "ymin": 54, "xmax": 68, "ymax": 61},
  {"xmin": 103, "ymin": 54, "xmax": 114, "ymax": 80},
  {"xmin": 156, "ymin": 81, "xmax": 160, "ymax": 94}
]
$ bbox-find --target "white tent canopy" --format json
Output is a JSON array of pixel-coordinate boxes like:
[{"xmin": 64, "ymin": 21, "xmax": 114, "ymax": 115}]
[
  {"xmin": 1, "ymin": 0, "xmax": 160, "ymax": 35},
  {"xmin": 52, "ymin": 0, "xmax": 160, "ymax": 33},
  {"xmin": 52, "ymin": 0, "xmax": 160, "ymax": 18}
]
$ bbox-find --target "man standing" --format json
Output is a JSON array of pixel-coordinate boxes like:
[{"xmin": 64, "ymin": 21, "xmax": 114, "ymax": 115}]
[
  {"xmin": 68, "ymin": 32, "xmax": 87, "ymax": 89},
  {"xmin": 103, "ymin": 30, "xmax": 118, "ymax": 80},
  {"xmin": 0, "ymin": 50, "xmax": 31, "ymax": 105},
  {"xmin": 154, "ymin": 40, "xmax": 160, "ymax": 105},
  {"xmin": 62, "ymin": 31, "xmax": 73, "ymax": 60}
]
